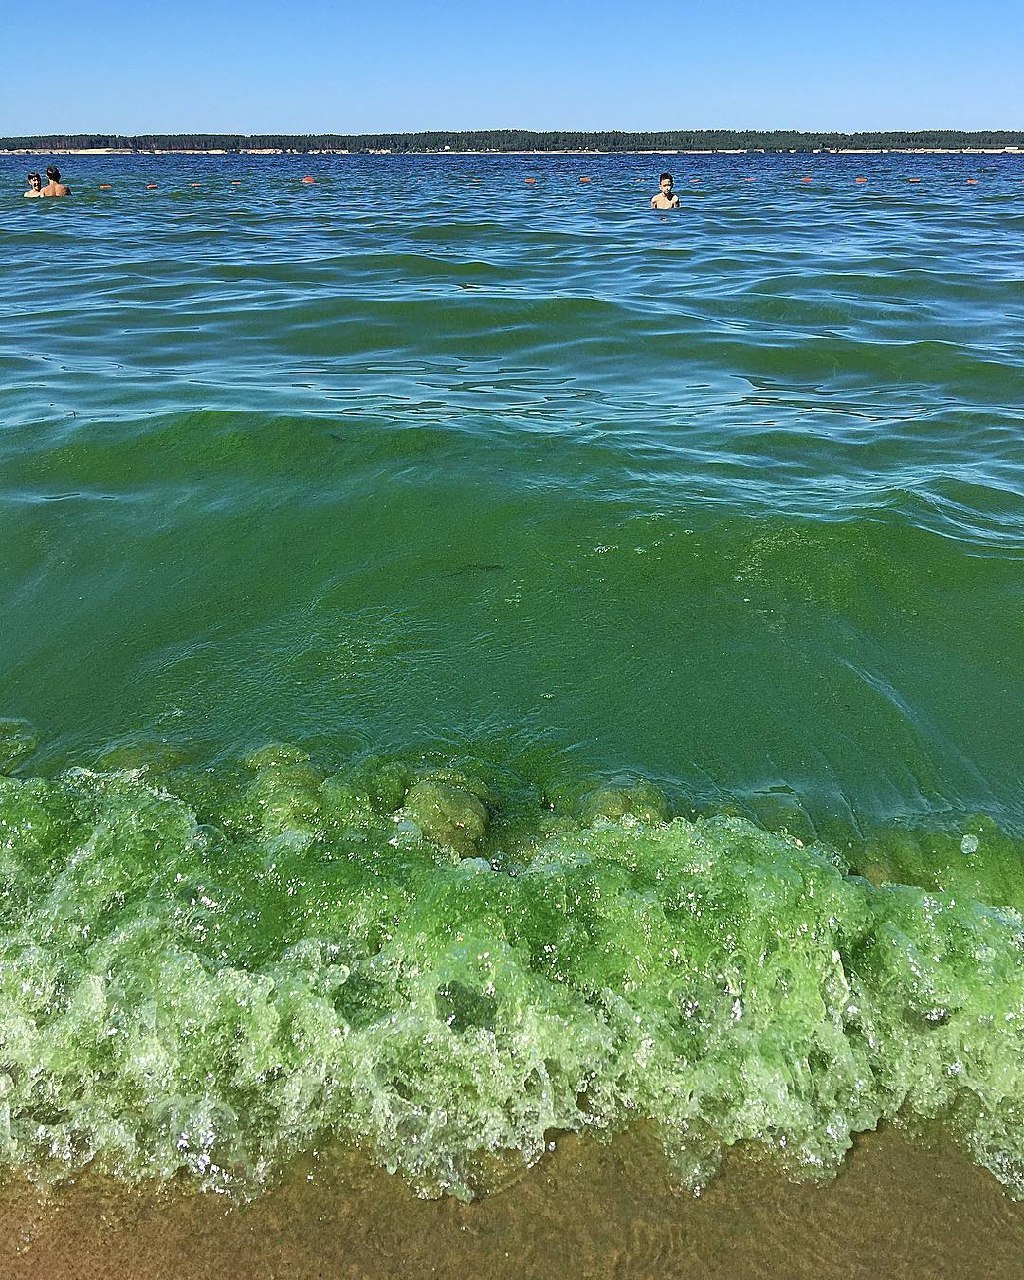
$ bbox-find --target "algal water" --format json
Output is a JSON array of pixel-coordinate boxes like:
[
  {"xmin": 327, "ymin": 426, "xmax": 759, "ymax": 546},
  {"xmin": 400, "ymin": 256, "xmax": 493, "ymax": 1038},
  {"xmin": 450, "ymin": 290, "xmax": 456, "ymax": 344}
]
[{"xmin": 1, "ymin": 151, "xmax": 1022, "ymax": 1198}]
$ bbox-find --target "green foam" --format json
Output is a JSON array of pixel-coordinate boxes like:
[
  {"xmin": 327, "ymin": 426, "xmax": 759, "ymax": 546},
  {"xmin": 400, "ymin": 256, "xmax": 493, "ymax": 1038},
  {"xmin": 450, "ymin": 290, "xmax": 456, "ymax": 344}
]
[{"xmin": 0, "ymin": 752, "xmax": 1021, "ymax": 1201}]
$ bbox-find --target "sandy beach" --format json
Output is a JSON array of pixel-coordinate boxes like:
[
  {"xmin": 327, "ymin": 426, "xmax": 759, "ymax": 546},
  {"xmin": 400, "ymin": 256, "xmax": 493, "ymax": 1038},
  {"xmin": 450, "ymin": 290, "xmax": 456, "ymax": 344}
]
[{"xmin": 2, "ymin": 1125, "xmax": 1022, "ymax": 1280}]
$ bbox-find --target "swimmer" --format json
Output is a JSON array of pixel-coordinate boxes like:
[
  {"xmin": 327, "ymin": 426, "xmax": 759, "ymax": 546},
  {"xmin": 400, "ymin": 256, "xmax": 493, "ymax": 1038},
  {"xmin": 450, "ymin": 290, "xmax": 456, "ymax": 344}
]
[
  {"xmin": 651, "ymin": 172, "xmax": 679, "ymax": 210},
  {"xmin": 24, "ymin": 172, "xmax": 43, "ymax": 198},
  {"xmin": 40, "ymin": 166, "xmax": 71, "ymax": 197}
]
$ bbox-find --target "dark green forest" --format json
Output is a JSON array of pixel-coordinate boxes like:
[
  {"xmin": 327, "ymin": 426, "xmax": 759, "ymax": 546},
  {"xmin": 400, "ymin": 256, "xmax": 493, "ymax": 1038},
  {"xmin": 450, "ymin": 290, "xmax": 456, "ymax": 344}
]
[{"xmin": 3, "ymin": 129, "xmax": 1023, "ymax": 153}]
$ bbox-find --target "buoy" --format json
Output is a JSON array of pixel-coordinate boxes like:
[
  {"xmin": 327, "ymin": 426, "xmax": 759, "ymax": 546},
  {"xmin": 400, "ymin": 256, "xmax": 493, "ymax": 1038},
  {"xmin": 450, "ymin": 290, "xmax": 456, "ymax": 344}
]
[
  {"xmin": 99, "ymin": 183, "xmax": 112, "ymax": 190},
  {"xmin": 966, "ymin": 178, "xmax": 978, "ymax": 184},
  {"xmin": 190, "ymin": 183, "xmax": 201, "ymax": 188},
  {"xmin": 690, "ymin": 177, "xmax": 701, "ymax": 183},
  {"xmin": 801, "ymin": 176, "xmax": 812, "ymax": 183},
  {"xmin": 524, "ymin": 177, "xmax": 537, "ymax": 184},
  {"xmin": 578, "ymin": 176, "xmax": 591, "ymax": 183},
  {"xmin": 301, "ymin": 175, "xmax": 316, "ymax": 184},
  {"xmin": 855, "ymin": 176, "xmax": 867, "ymax": 183},
  {"xmin": 908, "ymin": 178, "xmax": 922, "ymax": 183},
  {"xmin": 231, "ymin": 180, "xmax": 242, "ymax": 185},
  {"xmin": 744, "ymin": 176, "xmax": 756, "ymax": 182},
  {"xmin": 146, "ymin": 183, "xmax": 158, "ymax": 190}
]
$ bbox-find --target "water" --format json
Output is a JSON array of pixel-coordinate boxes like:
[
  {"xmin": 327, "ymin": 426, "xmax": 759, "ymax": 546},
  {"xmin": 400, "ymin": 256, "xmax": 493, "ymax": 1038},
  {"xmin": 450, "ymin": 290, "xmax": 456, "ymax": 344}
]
[{"xmin": 1, "ymin": 151, "xmax": 1023, "ymax": 1203}]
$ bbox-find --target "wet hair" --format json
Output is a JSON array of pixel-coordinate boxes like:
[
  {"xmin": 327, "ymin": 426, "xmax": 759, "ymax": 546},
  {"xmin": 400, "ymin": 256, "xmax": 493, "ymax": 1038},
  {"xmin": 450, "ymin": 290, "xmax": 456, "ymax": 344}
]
[
  {"xmin": 659, "ymin": 172, "xmax": 673, "ymax": 184},
  {"xmin": 27, "ymin": 172, "xmax": 41, "ymax": 183},
  {"xmin": 45, "ymin": 166, "xmax": 61, "ymax": 181}
]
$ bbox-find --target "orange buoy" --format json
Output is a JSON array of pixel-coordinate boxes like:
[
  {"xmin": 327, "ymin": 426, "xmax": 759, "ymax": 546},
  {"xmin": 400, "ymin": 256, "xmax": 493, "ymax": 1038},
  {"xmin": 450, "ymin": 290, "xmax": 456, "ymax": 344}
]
[
  {"xmin": 801, "ymin": 176, "xmax": 812, "ymax": 183},
  {"xmin": 146, "ymin": 184, "xmax": 158, "ymax": 190},
  {"xmin": 908, "ymin": 177, "xmax": 922, "ymax": 183},
  {"xmin": 524, "ymin": 177, "xmax": 537, "ymax": 184},
  {"xmin": 301, "ymin": 175, "xmax": 316, "ymax": 184},
  {"xmin": 99, "ymin": 183, "xmax": 112, "ymax": 190},
  {"xmin": 855, "ymin": 176, "xmax": 867, "ymax": 183},
  {"xmin": 190, "ymin": 183, "xmax": 201, "ymax": 188},
  {"xmin": 231, "ymin": 180, "xmax": 242, "ymax": 185},
  {"xmin": 966, "ymin": 178, "xmax": 978, "ymax": 184},
  {"xmin": 578, "ymin": 176, "xmax": 591, "ymax": 183}
]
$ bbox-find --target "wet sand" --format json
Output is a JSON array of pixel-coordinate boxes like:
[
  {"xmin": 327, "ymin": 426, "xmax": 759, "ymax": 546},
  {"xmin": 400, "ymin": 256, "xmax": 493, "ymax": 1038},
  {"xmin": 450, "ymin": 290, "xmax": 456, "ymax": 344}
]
[{"xmin": 2, "ymin": 1127, "xmax": 1022, "ymax": 1280}]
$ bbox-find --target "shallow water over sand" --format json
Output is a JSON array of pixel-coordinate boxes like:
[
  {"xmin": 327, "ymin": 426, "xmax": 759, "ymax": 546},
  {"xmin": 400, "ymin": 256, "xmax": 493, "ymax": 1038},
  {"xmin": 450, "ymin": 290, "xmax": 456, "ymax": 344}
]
[{"xmin": 3, "ymin": 1128, "xmax": 1024, "ymax": 1280}]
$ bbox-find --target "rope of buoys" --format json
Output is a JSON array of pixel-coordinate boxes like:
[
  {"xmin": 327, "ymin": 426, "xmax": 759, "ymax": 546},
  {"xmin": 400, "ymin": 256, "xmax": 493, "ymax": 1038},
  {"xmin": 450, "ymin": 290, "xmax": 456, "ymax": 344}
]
[{"xmin": 68, "ymin": 169, "xmax": 1020, "ymax": 201}]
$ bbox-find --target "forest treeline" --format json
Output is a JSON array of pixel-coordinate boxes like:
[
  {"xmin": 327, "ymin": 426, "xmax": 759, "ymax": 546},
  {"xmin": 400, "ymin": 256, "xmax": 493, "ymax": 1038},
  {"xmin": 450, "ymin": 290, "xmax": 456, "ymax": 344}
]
[{"xmin": 3, "ymin": 129, "xmax": 1023, "ymax": 153}]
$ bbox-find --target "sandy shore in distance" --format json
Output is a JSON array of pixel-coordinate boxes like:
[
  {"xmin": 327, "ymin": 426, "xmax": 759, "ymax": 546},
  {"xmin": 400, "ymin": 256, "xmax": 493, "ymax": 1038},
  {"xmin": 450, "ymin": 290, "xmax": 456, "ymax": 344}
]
[
  {"xmin": 2, "ymin": 1125, "xmax": 1022, "ymax": 1280},
  {"xmin": 2, "ymin": 147, "xmax": 1021, "ymax": 156}
]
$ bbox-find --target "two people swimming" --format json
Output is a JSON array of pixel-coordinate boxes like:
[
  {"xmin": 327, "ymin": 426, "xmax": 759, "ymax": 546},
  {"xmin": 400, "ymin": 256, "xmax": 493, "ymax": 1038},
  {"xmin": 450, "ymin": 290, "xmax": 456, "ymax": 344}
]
[
  {"xmin": 24, "ymin": 166, "xmax": 671, "ymax": 207},
  {"xmin": 24, "ymin": 166, "xmax": 71, "ymax": 198}
]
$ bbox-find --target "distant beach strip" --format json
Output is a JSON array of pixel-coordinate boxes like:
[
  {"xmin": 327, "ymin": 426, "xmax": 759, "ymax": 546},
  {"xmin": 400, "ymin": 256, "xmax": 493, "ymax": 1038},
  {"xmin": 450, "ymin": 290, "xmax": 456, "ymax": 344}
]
[{"xmin": 3, "ymin": 127, "xmax": 1024, "ymax": 155}]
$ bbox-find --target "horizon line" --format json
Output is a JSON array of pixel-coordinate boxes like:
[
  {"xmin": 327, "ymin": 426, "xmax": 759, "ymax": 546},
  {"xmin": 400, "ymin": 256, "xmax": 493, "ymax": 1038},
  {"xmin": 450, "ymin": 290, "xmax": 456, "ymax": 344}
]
[{"xmin": 5, "ymin": 128, "xmax": 1024, "ymax": 139}]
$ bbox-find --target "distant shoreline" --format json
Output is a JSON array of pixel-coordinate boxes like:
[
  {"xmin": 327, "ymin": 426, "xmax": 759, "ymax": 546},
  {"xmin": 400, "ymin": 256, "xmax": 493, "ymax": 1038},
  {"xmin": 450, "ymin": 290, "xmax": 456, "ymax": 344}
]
[
  {"xmin": 3, "ymin": 147, "xmax": 1022, "ymax": 157},
  {"xmin": 3, "ymin": 127, "xmax": 1023, "ymax": 158}
]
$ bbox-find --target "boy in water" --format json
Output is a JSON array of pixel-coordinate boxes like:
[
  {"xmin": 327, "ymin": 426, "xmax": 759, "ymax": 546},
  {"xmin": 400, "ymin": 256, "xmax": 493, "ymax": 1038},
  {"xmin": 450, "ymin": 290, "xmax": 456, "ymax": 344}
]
[
  {"xmin": 40, "ymin": 166, "xmax": 71, "ymax": 197},
  {"xmin": 651, "ymin": 172, "xmax": 680, "ymax": 209},
  {"xmin": 24, "ymin": 172, "xmax": 43, "ymax": 197}
]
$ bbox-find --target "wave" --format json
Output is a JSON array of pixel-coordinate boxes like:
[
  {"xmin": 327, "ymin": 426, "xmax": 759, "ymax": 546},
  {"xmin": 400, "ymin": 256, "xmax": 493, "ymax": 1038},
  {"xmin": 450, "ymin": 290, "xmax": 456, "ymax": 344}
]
[{"xmin": 0, "ymin": 734, "xmax": 1021, "ymax": 1201}]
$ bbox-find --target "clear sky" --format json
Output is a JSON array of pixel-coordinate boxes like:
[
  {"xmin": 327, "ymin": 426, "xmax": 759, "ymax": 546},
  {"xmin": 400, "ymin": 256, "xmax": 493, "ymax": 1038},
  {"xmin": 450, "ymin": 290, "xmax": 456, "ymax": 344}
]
[{"xmin": 2, "ymin": 0, "xmax": 1021, "ymax": 135}]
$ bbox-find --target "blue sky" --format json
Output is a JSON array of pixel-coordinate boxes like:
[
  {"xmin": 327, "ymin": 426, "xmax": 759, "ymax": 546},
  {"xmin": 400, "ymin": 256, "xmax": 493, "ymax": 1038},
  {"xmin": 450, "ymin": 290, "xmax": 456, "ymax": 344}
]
[{"xmin": 3, "ymin": 0, "xmax": 1021, "ymax": 134}]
